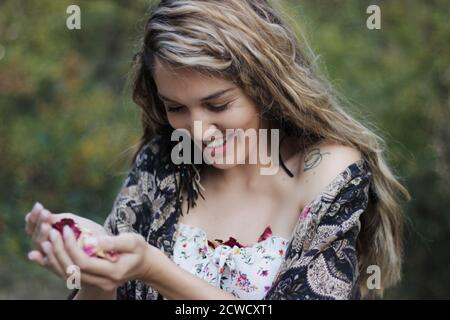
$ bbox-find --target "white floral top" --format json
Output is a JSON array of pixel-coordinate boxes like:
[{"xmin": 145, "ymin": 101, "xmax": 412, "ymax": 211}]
[{"xmin": 170, "ymin": 222, "xmax": 290, "ymax": 300}]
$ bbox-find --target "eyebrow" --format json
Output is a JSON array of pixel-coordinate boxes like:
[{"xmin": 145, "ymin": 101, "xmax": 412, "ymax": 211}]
[{"xmin": 158, "ymin": 87, "xmax": 235, "ymax": 104}]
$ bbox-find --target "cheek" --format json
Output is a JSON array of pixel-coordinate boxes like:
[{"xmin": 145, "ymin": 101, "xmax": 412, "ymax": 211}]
[
  {"xmin": 228, "ymin": 105, "xmax": 260, "ymax": 160},
  {"xmin": 167, "ymin": 114, "xmax": 188, "ymax": 130},
  {"xmin": 226, "ymin": 104, "xmax": 260, "ymax": 130}
]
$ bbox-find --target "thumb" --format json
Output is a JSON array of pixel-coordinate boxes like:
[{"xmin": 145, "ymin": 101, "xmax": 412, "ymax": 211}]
[
  {"xmin": 49, "ymin": 213, "xmax": 72, "ymax": 225},
  {"xmin": 95, "ymin": 233, "xmax": 140, "ymax": 253}
]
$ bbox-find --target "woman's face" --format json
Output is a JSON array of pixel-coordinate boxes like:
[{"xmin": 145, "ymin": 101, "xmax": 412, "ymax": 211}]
[{"xmin": 152, "ymin": 59, "xmax": 264, "ymax": 170}]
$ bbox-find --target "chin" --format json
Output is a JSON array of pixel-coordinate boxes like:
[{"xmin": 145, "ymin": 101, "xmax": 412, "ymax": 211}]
[
  {"xmin": 203, "ymin": 146, "xmax": 249, "ymax": 169},
  {"xmin": 209, "ymin": 162, "xmax": 239, "ymax": 170}
]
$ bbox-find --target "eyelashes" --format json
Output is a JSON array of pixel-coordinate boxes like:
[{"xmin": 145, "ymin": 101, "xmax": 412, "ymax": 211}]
[
  {"xmin": 166, "ymin": 106, "xmax": 184, "ymax": 113},
  {"xmin": 208, "ymin": 103, "xmax": 230, "ymax": 112},
  {"xmin": 166, "ymin": 103, "xmax": 231, "ymax": 113}
]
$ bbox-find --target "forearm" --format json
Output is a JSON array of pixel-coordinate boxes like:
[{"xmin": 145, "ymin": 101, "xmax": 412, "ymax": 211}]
[{"xmin": 145, "ymin": 247, "xmax": 239, "ymax": 300}]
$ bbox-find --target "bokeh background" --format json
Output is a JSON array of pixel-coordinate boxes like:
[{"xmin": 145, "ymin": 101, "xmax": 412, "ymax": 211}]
[{"xmin": 0, "ymin": 0, "xmax": 449, "ymax": 299}]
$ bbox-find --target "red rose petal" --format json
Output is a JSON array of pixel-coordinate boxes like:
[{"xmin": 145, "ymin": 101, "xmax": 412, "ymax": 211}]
[
  {"xmin": 51, "ymin": 218, "xmax": 119, "ymax": 261},
  {"xmin": 222, "ymin": 237, "xmax": 245, "ymax": 248},
  {"xmin": 257, "ymin": 226, "xmax": 273, "ymax": 242},
  {"xmin": 207, "ymin": 240, "xmax": 215, "ymax": 248},
  {"xmin": 208, "ymin": 227, "xmax": 274, "ymax": 249},
  {"xmin": 52, "ymin": 218, "xmax": 81, "ymax": 239}
]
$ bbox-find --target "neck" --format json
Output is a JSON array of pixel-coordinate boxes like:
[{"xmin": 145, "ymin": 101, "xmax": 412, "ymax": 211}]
[{"xmin": 204, "ymin": 130, "xmax": 296, "ymax": 193}]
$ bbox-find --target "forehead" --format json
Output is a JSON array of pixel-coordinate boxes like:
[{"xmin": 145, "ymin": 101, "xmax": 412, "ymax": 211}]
[{"xmin": 152, "ymin": 59, "xmax": 234, "ymax": 99}]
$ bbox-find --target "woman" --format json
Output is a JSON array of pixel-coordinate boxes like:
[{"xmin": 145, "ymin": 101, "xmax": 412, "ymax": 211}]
[{"xmin": 25, "ymin": 0, "xmax": 409, "ymax": 300}]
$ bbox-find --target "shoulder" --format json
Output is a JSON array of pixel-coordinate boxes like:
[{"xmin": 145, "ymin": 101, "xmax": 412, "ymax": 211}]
[
  {"xmin": 296, "ymin": 141, "xmax": 364, "ymax": 208},
  {"xmin": 132, "ymin": 134, "xmax": 179, "ymax": 192},
  {"xmin": 136, "ymin": 135, "xmax": 163, "ymax": 160},
  {"xmin": 133, "ymin": 134, "xmax": 170, "ymax": 172}
]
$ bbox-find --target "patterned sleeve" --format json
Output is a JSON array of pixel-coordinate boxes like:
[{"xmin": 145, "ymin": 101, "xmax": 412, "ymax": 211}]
[
  {"xmin": 103, "ymin": 143, "xmax": 155, "ymax": 237},
  {"xmin": 103, "ymin": 140, "xmax": 161, "ymax": 300},
  {"xmin": 263, "ymin": 164, "xmax": 372, "ymax": 300},
  {"xmin": 68, "ymin": 139, "xmax": 160, "ymax": 300}
]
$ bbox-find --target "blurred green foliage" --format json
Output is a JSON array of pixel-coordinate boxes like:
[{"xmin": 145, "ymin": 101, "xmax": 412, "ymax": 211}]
[{"xmin": 0, "ymin": 0, "xmax": 448, "ymax": 299}]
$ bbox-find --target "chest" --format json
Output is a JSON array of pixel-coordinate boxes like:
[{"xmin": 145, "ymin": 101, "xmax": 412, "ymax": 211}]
[{"xmin": 177, "ymin": 171, "xmax": 304, "ymax": 245}]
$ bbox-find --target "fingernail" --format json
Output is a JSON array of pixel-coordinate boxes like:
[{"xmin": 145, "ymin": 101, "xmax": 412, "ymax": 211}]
[
  {"xmin": 33, "ymin": 202, "xmax": 43, "ymax": 211},
  {"xmin": 63, "ymin": 226, "xmax": 72, "ymax": 238},
  {"xmin": 41, "ymin": 223, "xmax": 49, "ymax": 233},
  {"xmin": 41, "ymin": 210, "xmax": 49, "ymax": 219},
  {"xmin": 27, "ymin": 252, "xmax": 34, "ymax": 261},
  {"xmin": 49, "ymin": 229, "xmax": 58, "ymax": 242},
  {"xmin": 41, "ymin": 242, "xmax": 51, "ymax": 254}
]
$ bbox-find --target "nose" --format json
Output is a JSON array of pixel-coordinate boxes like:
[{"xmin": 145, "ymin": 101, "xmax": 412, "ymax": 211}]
[
  {"xmin": 189, "ymin": 109, "xmax": 220, "ymax": 145},
  {"xmin": 192, "ymin": 122, "xmax": 220, "ymax": 146}
]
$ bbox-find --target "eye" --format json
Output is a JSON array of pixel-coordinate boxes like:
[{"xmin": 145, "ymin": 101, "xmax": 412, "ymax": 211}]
[
  {"xmin": 207, "ymin": 103, "xmax": 230, "ymax": 112},
  {"xmin": 166, "ymin": 105, "xmax": 185, "ymax": 113},
  {"xmin": 166, "ymin": 102, "xmax": 231, "ymax": 113}
]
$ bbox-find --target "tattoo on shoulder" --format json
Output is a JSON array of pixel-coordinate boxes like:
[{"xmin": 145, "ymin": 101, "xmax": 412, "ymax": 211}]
[{"xmin": 303, "ymin": 148, "xmax": 331, "ymax": 172}]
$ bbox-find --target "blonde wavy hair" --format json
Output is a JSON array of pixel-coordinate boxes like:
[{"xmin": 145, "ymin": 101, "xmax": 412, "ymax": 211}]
[{"xmin": 130, "ymin": 0, "xmax": 410, "ymax": 298}]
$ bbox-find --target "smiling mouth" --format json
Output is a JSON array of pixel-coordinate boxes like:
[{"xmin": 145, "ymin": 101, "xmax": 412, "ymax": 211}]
[{"xmin": 203, "ymin": 131, "xmax": 236, "ymax": 150}]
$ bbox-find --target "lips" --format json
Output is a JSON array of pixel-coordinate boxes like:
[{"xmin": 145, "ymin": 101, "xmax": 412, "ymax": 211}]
[{"xmin": 203, "ymin": 131, "xmax": 236, "ymax": 150}]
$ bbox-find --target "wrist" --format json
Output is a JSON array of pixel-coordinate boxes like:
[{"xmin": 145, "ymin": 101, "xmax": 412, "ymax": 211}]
[{"xmin": 141, "ymin": 244, "xmax": 166, "ymax": 285}]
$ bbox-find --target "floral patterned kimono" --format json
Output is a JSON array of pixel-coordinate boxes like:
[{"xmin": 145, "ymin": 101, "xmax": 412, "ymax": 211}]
[{"xmin": 93, "ymin": 134, "xmax": 373, "ymax": 300}]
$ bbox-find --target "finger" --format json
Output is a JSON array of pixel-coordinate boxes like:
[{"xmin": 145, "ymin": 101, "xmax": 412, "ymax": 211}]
[
  {"xmin": 49, "ymin": 229, "xmax": 74, "ymax": 273},
  {"xmin": 33, "ymin": 222, "xmax": 52, "ymax": 247},
  {"xmin": 63, "ymin": 226, "xmax": 115, "ymax": 276},
  {"xmin": 79, "ymin": 272, "xmax": 118, "ymax": 292},
  {"xmin": 25, "ymin": 214, "xmax": 33, "ymax": 235},
  {"xmin": 26, "ymin": 202, "xmax": 44, "ymax": 235},
  {"xmin": 28, "ymin": 202, "xmax": 44, "ymax": 225},
  {"xmin": 96, "ymin": 233, "xmax": 139, "ymax": 253},
  {"xmin": 63, "ymin": 262, "xmax": 118, "ymax": 292},
  {"xmin": 41, "ymin": 241, "xmax": 65, "ymax": 278},
  {"xmin": 48, "ymin": 212, "xmax": 72, "ymax": 225},
  {"xmin": 32, "ymin": 209, "xmax": 50, "ymax": 241},
  {"xmin": 28, "ymin": 250, "xmax": 46, "ymax": 267}
]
